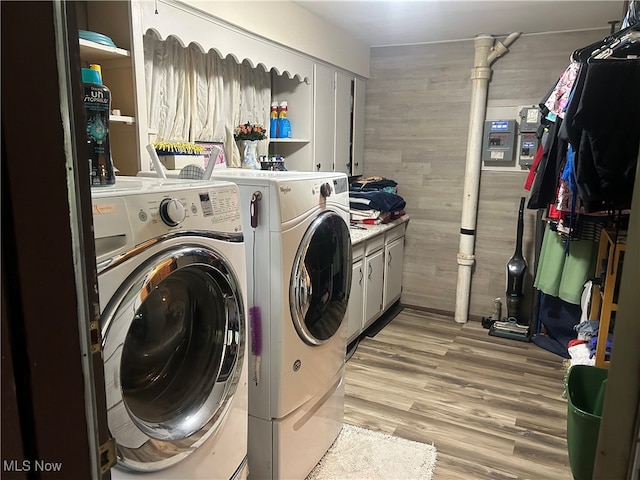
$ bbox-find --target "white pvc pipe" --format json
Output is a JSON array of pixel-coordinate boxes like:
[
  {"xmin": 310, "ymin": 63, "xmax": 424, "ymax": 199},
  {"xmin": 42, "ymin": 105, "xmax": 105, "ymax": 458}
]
[{"xmin": 454, "ymin": 32, "xmax": 521, "ymax": 324}]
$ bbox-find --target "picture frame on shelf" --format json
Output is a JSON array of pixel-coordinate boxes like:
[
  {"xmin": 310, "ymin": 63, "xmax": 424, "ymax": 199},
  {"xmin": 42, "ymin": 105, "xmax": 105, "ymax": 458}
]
[{"xmin": 196, "ymin": 141, "xmax": 227, "ymax": 170}]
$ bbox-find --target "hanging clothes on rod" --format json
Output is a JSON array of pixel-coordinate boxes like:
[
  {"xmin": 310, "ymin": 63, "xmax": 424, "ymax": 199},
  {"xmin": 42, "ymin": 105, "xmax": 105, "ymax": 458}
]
[
  {"xmin": 526, "ymin": 26, "xmax": 638, "ymax": 314},
  {"xmin": 565, "ymin": 26, "xmax": 640, "ymax": 213},
  {"xmin": 528, "ymin": 11, "xmax": 638, "ymax": 358},
  {"xmin": 568, "ymin": 59, "xmax": 640, "ymax": 212},
  {"xmin": 529, "ymin": 25, "xmax": 640, "ymax": 215}
]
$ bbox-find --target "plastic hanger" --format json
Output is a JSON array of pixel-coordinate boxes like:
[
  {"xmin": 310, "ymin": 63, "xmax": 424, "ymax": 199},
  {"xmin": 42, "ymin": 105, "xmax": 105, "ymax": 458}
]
[
  {"xmin": 588, "ymin": 30, "xmax": 640, "ymax": 61},
  {"xmin": 572, "ymin": 24, "xmax": 640, "ymax": 62}
]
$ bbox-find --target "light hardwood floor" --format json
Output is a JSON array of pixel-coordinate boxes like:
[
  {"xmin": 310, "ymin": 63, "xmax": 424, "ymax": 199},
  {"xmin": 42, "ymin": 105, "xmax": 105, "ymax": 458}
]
[{"xmin": 344, "ymin": 308, "xmax": 573, "ymax": 479}]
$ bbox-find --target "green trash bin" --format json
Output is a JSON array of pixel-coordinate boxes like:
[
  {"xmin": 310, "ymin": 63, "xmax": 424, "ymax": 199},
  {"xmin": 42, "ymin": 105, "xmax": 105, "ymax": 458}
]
[{"xmin": 566, "ymin": 365, "xmax": 609, "ymax": 480}]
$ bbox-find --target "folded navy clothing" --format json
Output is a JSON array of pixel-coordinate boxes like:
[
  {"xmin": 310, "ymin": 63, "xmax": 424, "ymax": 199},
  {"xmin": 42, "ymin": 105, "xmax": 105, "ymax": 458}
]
[
  {"xmin": 349, "ymin": 191, "xmax": 406, "ymax": 212},
  {"xmin": 351, "ymin": 178, "xmax": 398, "ymax": 193}
]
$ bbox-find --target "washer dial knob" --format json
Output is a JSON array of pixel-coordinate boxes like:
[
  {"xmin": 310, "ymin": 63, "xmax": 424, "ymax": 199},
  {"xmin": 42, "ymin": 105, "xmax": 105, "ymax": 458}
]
[
  {"xmin": 159, "ymin": 198, "xmax": 186, "ymax": 226},
  {"xmin": 320, "ymin": 182, "xmax": 332, "ymax": 198}
]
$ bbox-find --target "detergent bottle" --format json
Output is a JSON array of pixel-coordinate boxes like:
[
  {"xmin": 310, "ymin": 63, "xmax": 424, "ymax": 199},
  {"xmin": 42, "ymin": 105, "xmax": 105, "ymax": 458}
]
[
  {"xmin": 270, "ymin": 102, "xmax": 279, "ymax": 138},
  {"xmin": 278, "ymin": 101, "xmax": 291, "ymax": 139},
  {"xmin": 82, "ymin": 66, "xmax": 115, "ymax": 186}
]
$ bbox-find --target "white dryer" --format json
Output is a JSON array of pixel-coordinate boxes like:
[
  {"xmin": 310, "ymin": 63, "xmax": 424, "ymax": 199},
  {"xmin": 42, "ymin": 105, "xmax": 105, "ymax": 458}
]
[
  {"xmin": 210, "ymin": 170, "xmax": 352, "ymax": 480},
  {"xmin": 91, "ymin": 177, "xmax": 248, "ymax": 479}
]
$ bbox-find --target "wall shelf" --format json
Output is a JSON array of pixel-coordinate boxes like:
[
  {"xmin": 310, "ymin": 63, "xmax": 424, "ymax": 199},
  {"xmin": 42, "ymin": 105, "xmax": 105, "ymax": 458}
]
[
  {"xmin": 76, "ymin": 1, "xmax": 141, "ymax": 175},
  {"xmin": 268, "ymin": 138, "xmax": 309, "ymax": 143},
  {"xmin": 79, "ymin": 38, "xmax": 130, "ymax": 61},
  {"xmin": 110, "ymin": 114, "xmax": 135, "ymax": 125}
]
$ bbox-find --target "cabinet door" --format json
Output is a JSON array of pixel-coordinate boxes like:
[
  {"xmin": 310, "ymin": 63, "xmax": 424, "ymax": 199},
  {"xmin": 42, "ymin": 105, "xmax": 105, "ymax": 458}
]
[
  {"xmin": 383, "ymin": 236, "xmax": 405, "ymax": 310},
  {"xmin": 347, "ymin": 259, "xmax": 364, "ymax": 343},
  {"xmin": 334, "ymin": 72, "xmax": 352, "ymax": 176},
  {"xmin": 351, "ymin": 77, "xmax": 365, "ymax": 177},
  {"xmin": 313, "ymin": 64, "xmax": 336, "ymax": 172},
  {"xmin": 363, "ymin": 248, "xmax": 384, "ymax": 328}
]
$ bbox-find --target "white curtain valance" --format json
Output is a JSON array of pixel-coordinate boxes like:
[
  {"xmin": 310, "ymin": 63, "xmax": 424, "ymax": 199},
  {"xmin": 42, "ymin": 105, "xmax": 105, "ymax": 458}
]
[
  {"xmin": 144, "ymin": 32, "xmax": 271, "ymax": 168},
  {"xmin": 139, "ymin": 0, "xmax": 313, "ymax": 83}
]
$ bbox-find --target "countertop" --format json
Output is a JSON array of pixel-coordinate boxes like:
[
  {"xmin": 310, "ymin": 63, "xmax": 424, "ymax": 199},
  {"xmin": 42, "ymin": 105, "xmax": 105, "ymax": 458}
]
[{"xmin": 349, "ymin": 215, "xmax": 409, "ymax": 245}]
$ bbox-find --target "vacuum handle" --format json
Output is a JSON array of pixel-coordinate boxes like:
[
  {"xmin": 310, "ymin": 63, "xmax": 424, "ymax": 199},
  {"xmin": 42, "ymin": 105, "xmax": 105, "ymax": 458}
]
[{"xmin": 514, "ymin": 196, "xmax": 526, "ymax": 256}]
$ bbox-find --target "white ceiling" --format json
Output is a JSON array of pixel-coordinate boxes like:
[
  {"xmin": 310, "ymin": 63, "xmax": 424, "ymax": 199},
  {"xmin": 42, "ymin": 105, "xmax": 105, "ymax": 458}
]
[{"xmin": 293, "ymin": 1, "xmax": 627, "ymax": 47}]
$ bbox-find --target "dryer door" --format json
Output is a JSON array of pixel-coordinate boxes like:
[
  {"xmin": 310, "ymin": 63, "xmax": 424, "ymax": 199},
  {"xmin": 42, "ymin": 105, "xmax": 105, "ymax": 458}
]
[
  {"xmin": 290, "ymin": 211, "xmax": 352, "ymax": 345},
  {"xmin": 100, "ymin": 245, "xmax": 245, "ymax": 472}
]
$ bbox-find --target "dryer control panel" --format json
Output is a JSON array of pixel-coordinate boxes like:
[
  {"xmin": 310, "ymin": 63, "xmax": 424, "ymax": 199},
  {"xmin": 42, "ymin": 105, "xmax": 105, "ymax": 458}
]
[
  {"xmin": 332, "ymin": 176, "xmax": 349, "ymax": 194},
  {"xmin": 277, "ymin": 176, "xmax": 350, "ymax": 227}
]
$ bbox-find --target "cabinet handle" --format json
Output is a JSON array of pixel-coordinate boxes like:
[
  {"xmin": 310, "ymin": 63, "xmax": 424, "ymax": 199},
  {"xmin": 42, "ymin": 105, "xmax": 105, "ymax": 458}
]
[
  {"xmin": 355, "ymin": 162, "xmax": 359, "ymax": 168},
  {"xmin": 359, "ymin": 267, "xmax": 363, "ymax": 285},
  {"xmin": 368, "ymin": 263, "xmax": 372, "ymax": 279},
  {"xmin": 316, "ymin": 163, "xmax": 321, "ymax": 171},
  {"xmin": 388, "ymin": 252, "xmax": 392, "ymax": 265}
]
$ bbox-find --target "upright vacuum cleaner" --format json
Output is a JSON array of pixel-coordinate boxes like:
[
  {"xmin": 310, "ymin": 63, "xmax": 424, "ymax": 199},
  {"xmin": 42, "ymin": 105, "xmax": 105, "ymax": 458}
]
[{"xmin": 489, "ymin": 197, "xmax": 531, "ymax": 342}]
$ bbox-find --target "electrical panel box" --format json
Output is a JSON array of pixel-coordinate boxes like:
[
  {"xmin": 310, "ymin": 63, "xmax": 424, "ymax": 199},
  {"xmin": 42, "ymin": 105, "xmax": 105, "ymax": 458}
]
[
  {"xmin": 518, "ymin": 132, "xmax": 540, "ymax": 166},
  {"xmin": 518, "ymin": 106, "xmax": 541, "ymax": 133},
  {"xmin": 482, "ymin": 120, "xmax": 516, "ymax": 162}
]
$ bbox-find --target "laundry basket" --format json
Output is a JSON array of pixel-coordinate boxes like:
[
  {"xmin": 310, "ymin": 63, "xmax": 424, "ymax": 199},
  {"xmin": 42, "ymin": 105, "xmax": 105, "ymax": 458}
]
[{"xmin": 566, "ymin": 365, "xmax": 608, "ymax": 480}]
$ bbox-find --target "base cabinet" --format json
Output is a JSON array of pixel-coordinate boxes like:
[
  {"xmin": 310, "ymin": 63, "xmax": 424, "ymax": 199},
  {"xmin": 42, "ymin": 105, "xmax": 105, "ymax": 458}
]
[
  {"xmin": 363, "ymin": 247, "xmax": 385, "ymax": 330},
  {"xmin": 383, "ymin": 228, "xmax": 405, "ymax": 310},
  {"xmin": 347, "ymin": 257, "xmax": 364, "ymax": 343},
  {"xmin": 348, "ymin": 220, "xmax": 407, "ymax": 346}
]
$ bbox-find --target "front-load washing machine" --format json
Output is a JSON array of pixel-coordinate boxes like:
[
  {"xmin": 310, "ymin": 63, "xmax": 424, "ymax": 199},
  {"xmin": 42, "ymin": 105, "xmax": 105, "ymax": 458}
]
[
  {"xmin": 210, "ymin": 170, "xmax": 352, "ymax": 480},
  {"xmin": 91, "ymin": 177, "xmax": 248, "ymax": 479}
]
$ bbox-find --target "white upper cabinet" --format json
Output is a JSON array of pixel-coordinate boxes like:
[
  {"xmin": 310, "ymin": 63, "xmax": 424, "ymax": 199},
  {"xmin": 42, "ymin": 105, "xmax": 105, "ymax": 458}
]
[
  {"xmin": 351, "ymin": 77, "xmax": 366, "ymax": 177},
  {"xmin": 313, "ymin": 64, "xmax": 336, "ymax": 172},
  {"xmin": 90, "ymin": 0, "xmax": 366, "ymax": 174},
  {"xmin": 335, "ymin": 71, "xmax": 352, "ymax": 176},
  {"xmin": 313, "ymin": 65, "xmax": 357, "ymax": 174}
]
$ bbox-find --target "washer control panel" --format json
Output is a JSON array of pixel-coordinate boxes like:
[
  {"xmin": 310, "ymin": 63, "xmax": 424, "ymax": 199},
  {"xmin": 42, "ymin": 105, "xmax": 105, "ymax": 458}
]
[
  {"xmin": 92, "ymin": 182, "xmax": 243, "ymax": 258},
  {"xmin": 130, "ymin": 185, "xmax": 241, "ymax": 232}
]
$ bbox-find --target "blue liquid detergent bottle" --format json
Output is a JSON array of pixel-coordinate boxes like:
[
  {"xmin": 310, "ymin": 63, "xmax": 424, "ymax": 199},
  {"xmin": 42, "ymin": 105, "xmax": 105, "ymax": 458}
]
[
  {"xmin": 82, "ymin": 65, "xmax": 115, "ymax": 186},
  {"xmin": 278, "ymin": 101, "xmax": 291, "ymax": 138},
  {"xmin": 270, "ymin": 102, "xmax": 279, "ymax": 138}
]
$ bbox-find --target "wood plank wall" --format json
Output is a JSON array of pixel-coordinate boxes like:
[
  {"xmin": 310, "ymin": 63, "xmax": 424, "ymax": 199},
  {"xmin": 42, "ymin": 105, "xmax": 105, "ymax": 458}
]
[{"xmin": 362, "ymin": 29, "xmax": 609, "ymax": 321}]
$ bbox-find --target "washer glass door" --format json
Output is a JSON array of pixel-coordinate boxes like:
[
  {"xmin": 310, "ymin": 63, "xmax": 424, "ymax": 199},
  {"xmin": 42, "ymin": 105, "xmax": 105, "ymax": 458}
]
[
  {"xmin": 290, "ymin": 211, "xmax": 352, "ymax": 345},
  {"xmin": 100, "ymin": 245, "xmax": 244, "ymax": 471}
]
